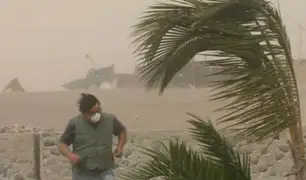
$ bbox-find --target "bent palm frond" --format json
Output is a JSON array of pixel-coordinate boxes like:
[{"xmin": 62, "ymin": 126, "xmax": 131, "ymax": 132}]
[
  {"xmin": 131, "ymin": 0, "xmax": 301, "ymax": 143},
  {"xmin": 120, "ymin": 115, "xmax": 251, "ymax": 180},
  {"xmin": 188, "ymin": 113, "xmax": 251, "ymax": 180},
  {"xmin": 120, "ymin": 139, "xmax": 222, "ymax": 180}
]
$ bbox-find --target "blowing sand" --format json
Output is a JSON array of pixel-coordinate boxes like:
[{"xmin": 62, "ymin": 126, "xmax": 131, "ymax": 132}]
[
  {"xmin": 0, "ymin": 88, "xmax": 305, "ymax": 180},
  {"xmin": 0, "ymin": 88, "xmax": 225, "ymax": 131},
  {"xmin": 1, "ymin": 87, "xmax": 306, "ymax": 130}
]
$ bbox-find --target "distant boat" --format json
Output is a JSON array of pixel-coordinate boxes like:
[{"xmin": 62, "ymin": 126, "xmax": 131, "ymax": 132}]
[{"xmin": 2, "ymin": 78, "xmax": 25, "ymax": 92}]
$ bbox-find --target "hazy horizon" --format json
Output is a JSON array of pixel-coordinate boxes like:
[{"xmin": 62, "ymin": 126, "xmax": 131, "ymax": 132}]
[{"xmin": 0, "ymin": 0, "xmax": 305, "ymax": 92}]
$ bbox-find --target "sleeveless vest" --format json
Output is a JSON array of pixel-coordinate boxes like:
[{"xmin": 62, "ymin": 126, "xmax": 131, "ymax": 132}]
[{"xmin": 70, "ymin": 113, "xmax": 114, "ymax": 173}]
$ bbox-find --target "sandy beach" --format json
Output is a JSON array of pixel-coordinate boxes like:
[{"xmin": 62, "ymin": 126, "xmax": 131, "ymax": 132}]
[
  {"xmin": 1, "ymin": 86, "xmax": 306, "ymax": 130},
  {"xmin": 0, "ymin": 88, "xmax": 226, "ymax": 131}
]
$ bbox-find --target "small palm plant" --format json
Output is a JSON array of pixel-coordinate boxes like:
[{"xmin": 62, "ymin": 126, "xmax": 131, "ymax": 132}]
[
  {"xmin": 121, "ymin": 114, "xmax": 251, "ymax": 180},
  {"xmin": 124, "ymin": 0, "xmax": 306, "ymax": 179}
]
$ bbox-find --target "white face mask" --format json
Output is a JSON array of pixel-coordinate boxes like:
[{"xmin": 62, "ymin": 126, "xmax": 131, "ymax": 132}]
[{"xmin": 90, "ymin": 113, "xmax": 101, "ymax": 123}]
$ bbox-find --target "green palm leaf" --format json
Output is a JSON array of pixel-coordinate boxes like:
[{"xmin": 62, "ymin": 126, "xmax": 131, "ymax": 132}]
[
  {"xmin": 188, "ymin": 113, "xmax": 251, "ymax": 180},
  {"xmin": 120, "ymin": 114, "xmax": 251, "ymax": 180},
  {"xmin": 131, "ymin": 0, "xmax": 302, "ymax": 143},
  {"xmin": 120, "ymin": 140, "xmax": 222, "ymax": 180}
]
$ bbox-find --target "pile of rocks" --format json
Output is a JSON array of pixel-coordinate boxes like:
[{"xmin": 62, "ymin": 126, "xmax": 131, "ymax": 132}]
[
  {"xmin": 0, "ymin": 124, "xmax": 299, "ymax": 180},
  {"xmin": 234, "ymin": 138, "xmax": 293, "ymax": 180},
  {"xmin": 0, "ymin": 125, "xmax": 37, "ymax": 180}
]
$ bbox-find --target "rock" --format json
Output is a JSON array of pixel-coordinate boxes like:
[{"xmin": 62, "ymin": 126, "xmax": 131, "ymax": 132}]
[
  {"xmin": 256, "ymin": 161, "xmax": 268, "ymax": 173},
  {"xmin": 115, "ymin": 157, "xmax": 129, "ymax": 168},
  {"xmin": 251, "ymin": 172, "xmax": 260, "ymax": 180},
  {"xmin": 43, "ymin": 150, "xmax": 52, "ymax": 159},
  {"xmin": 271, "ymin": 162, "xmax": 292, "ymax": 177},
  {"xmin": 151, "ymin": 141, "xmax": 164, "ymax": 152},
  {"xmin": 267, "ymin": 167, "xmax": 276, "ymax": 176},
  {"xmin": 274, "ymin": 150, "xmax": 284, "ymax": 161},
  {"xmin": 41, "ymin": 129, "xmax": 57, "ymax": 138},
  {"xmin": 16, "ymin": 158, "xmax": 30, "ymax": 164},
  {"xmin": 13, "ymin": 173, "xmax": 24, "ymax": 180},
  {"xmin": 126, "ymin": 154, "xmax": 141, "ymax": 167},
  {"xmin": 43, "ymin": 169, "xmax": 52, "ymax": 175},
  {"xmin": 129, "ymin": 135, "xmax": 136, "ymax": 144},
  {"xmin": 10, "ymin": 124, "xmax": 33, "ymax": 134},
  {"xmin": 250, "ymin": 152, "xmax": 260, "ymax": 165},
  {"xmin": 262, "ymin": 168, "xmax": 273, "ymax": 178},
  {"xmin": 57, "ymin": 155, "xmax": 69, "ymax": 163},
  {"xmin": 24, "ymin": 126, "xmax": 34, "ymax": 132},
  {"xmin": 0, "ymin": 127, "xmax": 9, "ymax": 133},
  {"xmin": 49, "ymin": 164, "xmax": 67, "ymax": 174},
  {"xmin": 278, "ymin": 143, "xmax": 289, "ymax": 153},
  {"xmin": 12, "ymin": 124, "xmax": 20, "ymax": 133},
  {"xmin": 44, "ymin": 156, "xmax": 58, "ymax": 166},
  {"xmin": 43, "ymin": 137, "xmax": 58, "ymax": 147},
  {"xmin": 26, "ymin": 170, "xmax": 35, "ymax": 179},
  {"xmin": 123, "ymin": 147, "xmax": 134, "ymax": 158},
  {"xmin": 263, "ymin": 154, "xmax": 276, "ymax": 167},
  {"xmin": 49, "ymin": 146, "xmax": 61, "ymax": 156}
]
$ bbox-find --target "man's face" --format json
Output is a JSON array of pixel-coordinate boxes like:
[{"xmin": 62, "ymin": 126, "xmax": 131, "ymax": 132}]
[{"xmin": 83, "ymin": 103, "xmax": 102, "ymax": 121}]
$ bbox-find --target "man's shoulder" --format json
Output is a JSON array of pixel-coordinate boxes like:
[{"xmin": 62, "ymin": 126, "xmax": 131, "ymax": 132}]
[
  {"xmin": 68, "ymin": 114, "xmax": 83, "ymax": 125},
  {"xmin": 102, "ymin": 112, "xmax": 116, "ymax": 120}
]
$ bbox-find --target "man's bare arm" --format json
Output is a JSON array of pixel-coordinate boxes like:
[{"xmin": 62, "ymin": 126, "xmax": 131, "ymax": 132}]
[
  {"xmin": 117, "ymin": 130, "xmax": 127, "ymax": 149},
  {"xmin": 113, "ymin": 115, "xmax": 127, "ymax": 149},
  {"xmin": 59, "ymin": 141, "xmax": 81, "ymax": 163},
  {"xmin": 59, "ymin": 142, "xmax": 72, "ymax": 157},
  {"xmin": 59, "ymin": 121, "xmax": 75, "ymax": 158}
]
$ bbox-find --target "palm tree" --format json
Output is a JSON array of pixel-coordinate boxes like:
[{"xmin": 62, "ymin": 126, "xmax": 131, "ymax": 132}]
[{"xmin": 121, "ymin": 0, "xmax": 306, "ymax": 179}]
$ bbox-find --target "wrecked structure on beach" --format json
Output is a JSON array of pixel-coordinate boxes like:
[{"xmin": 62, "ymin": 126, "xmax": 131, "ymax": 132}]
[
  {"xmin": 61, "ymin": 54, "xmax": 233, "ymax": 90},
  {"xmin": 2, "ymin": 78, "xmax": 25, "ymax": 92},
  {"xmin": 62, "ymin": 60, "xmax": 230, "ymax": 90},
  {"xmin": 62, "ymin": 65, "xmax": 117, "ymax": 90}
]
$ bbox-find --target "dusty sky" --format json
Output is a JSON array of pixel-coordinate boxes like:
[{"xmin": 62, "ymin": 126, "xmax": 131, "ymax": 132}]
[{"xmin": 0, "ymin": 0, "xmax": 305, "ymax": 91}]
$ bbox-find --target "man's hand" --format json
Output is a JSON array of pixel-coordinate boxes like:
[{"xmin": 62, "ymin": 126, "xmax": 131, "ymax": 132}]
[
  {"xmin": 67, "ymin": 152, "xmax": 81, "ymax": 164},
  {"xmin": 113, "ymin": 146, "xmax": 123, "ymax": 158}
]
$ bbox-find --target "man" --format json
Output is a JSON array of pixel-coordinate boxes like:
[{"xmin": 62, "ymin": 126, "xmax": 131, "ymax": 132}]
[{"xmin": 59, "ymin": 93, "xmax": 127, "ymax": 180}]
